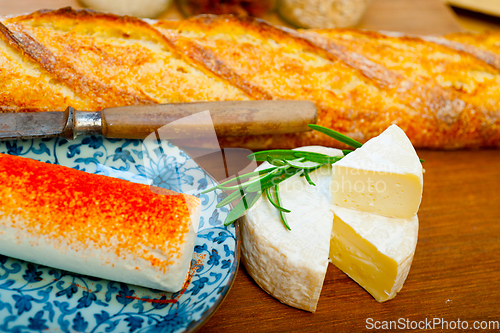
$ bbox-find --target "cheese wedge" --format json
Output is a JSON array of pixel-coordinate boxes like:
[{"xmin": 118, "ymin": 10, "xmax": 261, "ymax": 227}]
[
  {"xmin": 241, "ymin": 146, "xmax": 343, "ymax": 312},
  {"xmin": 330, "ymin": 205, "xmax": 418, "ymax": 302},
  {"xmin": 0, "ymin": 154, "xmax": 200, "ymax": 292},
  {"xmin": 331, "ymin": 125, "xmax": 423, "ymax": 219},
  {"xmin": 241, "ymin": 127, "xmax": 422, "ymax": 311}
]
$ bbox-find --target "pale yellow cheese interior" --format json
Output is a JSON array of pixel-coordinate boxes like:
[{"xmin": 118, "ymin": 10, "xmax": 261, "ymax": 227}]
[
  {"xmin": 331, "ymin": 166, "xmax": 422, "ymax": 219},
  {"xmin": 329, "ymin": 205, "xmax": 418, "ymax": 302},
  {"xmin": 330, "ymin": 214, "xmax": 398, "ymax": 302}
]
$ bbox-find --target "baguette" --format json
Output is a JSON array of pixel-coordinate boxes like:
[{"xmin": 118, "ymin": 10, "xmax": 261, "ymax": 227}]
[
  {"xmin": 423, "ymin": 31, "xmax": 500, "ymax": 71},
  {"xmin": 0, "ymin": 153, "xmax": 201, "ymax": 292},
  {"xmin": 1, "ymin": 7, "xmax": 500, "ymax": 149}
]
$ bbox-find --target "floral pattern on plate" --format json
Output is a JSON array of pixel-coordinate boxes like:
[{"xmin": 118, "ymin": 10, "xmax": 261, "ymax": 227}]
[{"xmin": 0, "ymin": 136, "xmax": 239, "ymax": 333}]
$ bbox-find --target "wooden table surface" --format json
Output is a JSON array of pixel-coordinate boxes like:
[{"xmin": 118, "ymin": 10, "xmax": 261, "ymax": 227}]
[{"xmin": 1, "ymin": 0, "xmax": 500, "ymax": 332}]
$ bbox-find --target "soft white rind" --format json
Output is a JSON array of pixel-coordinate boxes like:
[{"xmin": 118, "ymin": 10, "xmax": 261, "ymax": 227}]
[
  {"xmin": 0, "ymin": 195, "xmax": 200, "ymax": 292},
  {"xmin": 241, "ymin": 146, "xmax": 342, "ymax": 312},
  {"xmin": 334, "ymin": 124, "xmax": 423, "ymax": 178}
]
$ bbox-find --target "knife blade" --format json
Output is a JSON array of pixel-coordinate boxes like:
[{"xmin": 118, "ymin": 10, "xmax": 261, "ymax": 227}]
[
  {"xmin": 0, "ymin": 100, "xmax": 317, "ymax": 140},
  {"xmin": 0, "ymin": 111, "xmax": 73, "ymax": 140}
]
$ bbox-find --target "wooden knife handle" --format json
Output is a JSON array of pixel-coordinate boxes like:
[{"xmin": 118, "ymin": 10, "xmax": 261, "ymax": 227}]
[{"xmin": 100, "ymin": 100, "xmax": 317, "ymax": 139}]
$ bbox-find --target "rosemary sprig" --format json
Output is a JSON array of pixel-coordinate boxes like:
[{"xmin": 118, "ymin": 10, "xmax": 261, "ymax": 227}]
[
  {"xmin": 308, "ymin": 124, "xmax": 363, "ymax": 148},
  {"xmin": 265, "ymin": 187, "xmax": 291, "ymax": 213},
  {"xmin": 303, "ymin": 169, "xmax": 315, "ymax": 186},
  {"xmin": 223, "ymin": 191, "xmax": 261, "ymax": 226},
  {"xmin": 202, "ymin": 124, "xmax": 364, "ymax": 229},
  {"xmin": 274, "ymin": 185, "xmax": 291, "ymax": 231},
  {"xmin": 201, "ymin": 167, "xmax": 275, "ymax": 193},
  {"xmin": 202, "ymin": 124, "xmax": 424, "ymax": 229}
]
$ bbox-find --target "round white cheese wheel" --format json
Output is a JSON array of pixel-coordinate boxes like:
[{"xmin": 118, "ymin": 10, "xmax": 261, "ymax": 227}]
[{"xmin": 240, "ymin": 146, "xmax": 342, "ymax": 312}]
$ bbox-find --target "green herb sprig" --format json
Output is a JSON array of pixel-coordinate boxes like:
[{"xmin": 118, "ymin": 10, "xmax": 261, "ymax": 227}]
[
  {"xmin": 202, "ymin": 124, "xmax": 425, "ymax": 228},
  {"xmin": 201, "ymin": 124, "xmax": 364, "ymax": 229}
]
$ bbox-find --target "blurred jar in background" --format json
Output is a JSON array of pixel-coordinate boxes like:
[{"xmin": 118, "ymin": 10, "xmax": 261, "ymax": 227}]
[
  {"xmin": 178, "ymin": 0, "xmax": 277, "ymax": 17},
  {"xmin": 278, "ymin": 0, "xmax": 371, "ymax": 28},
  {"xmin": 79, "ymin": 0, "xmax": 173, "ymax": 18}
]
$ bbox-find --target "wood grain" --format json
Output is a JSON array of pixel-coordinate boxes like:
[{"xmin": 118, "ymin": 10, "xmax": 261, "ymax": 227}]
[
  {"xmin": 1, "ymin": 1, "xmax": 499, "ymax": 332},
  {"xmin": 100, "ymin": 101, "xmax": 317, "ymax": 139}
]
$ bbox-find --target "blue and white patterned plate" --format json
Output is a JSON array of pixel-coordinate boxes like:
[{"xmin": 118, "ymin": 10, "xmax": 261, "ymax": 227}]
[{"xmin": 0, "ymin": 136, "xmax": 239, "ymax": 333}]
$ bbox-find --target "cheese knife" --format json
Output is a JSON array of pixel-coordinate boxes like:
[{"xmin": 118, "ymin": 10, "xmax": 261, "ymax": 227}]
[{"xmin": 0, "ymin": 100, "xmax": 317, "ymax": 140}]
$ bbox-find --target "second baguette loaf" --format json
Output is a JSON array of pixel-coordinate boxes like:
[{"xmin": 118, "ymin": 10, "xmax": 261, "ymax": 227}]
[{"xmin": 1, "ymin": 8, "xmax": 500, "ymax": 149}]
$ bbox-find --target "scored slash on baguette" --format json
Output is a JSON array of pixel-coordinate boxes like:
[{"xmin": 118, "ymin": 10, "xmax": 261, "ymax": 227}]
[
  {"xmin": 1, "ymin": 7, "xmax": 500, "ymax": 149},
  {"xmin": 424, "ymin": 31, "xmax": 500, "ymax": 72},
  {"xmin": 300, "ymin": 29, "xmax": 500, "ymax": 148},
  {"xmin": 1, "ymin": 8, "xmax": 249, "ymax": 110}
]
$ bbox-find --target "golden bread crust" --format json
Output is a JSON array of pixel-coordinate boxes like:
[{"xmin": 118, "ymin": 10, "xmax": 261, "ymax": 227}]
[
  {"xmin": 3, "ymin": 8, "xmax": 248, "ymax": 109},
  {"xmin": 437, "ymin": 31, "xmax": 500, "ymax": 71},
  {"xmin": 1, "ymin": 8, "xmax": 500, "ymax": 149},
  {"xmin": 0, "ymin": 21, "xmax": 93, "ymax": 112}
]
